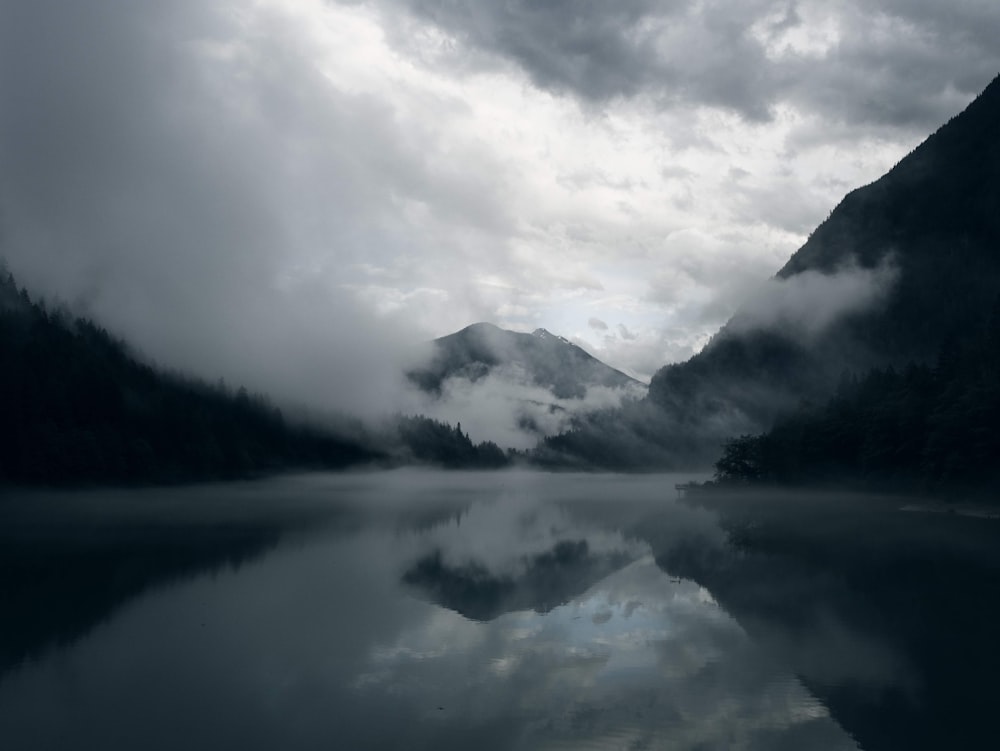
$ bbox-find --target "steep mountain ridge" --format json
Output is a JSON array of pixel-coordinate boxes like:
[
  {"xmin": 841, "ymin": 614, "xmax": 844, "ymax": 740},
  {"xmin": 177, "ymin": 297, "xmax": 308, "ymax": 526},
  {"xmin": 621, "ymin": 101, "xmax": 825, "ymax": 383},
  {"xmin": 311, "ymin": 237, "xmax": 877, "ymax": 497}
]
[
  {"xmin": 652, "ymin": 74, "xmax": 1000, "ymax": 420},
  {"xmin": 547, "ymin": 74, "xmax": 1000, "ymax": 468}
]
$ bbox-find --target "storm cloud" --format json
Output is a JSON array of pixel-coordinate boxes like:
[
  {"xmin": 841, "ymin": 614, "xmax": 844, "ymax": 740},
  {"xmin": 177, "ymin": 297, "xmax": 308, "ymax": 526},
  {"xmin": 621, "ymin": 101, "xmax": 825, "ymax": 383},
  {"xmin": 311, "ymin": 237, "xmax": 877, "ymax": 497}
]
[
  {"xmin": 0, "ymin": 1, "xmax": 439, "ymax": 416},
  {"xmin": 372, "ymin": 0, "xmax": 1000, "ymax": 129}
]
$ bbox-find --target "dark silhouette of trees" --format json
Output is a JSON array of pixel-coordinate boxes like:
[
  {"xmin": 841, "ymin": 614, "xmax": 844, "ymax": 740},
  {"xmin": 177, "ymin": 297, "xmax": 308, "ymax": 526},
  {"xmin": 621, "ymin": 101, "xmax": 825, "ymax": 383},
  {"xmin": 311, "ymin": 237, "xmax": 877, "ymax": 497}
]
[
  {"xmin": 712, "ymin": 299, "xmax": 1000, "ymax": 496},
  {"xmin": 713, "ymin": 435, "xmax": 765, "ymax": 484},
  {"xmin": 0, "ymin": 270, "xmax": 377, "ymax": 486},
  {"xmin": 393, "ymin": 415, "xmax": 510, "ymax": 469}
]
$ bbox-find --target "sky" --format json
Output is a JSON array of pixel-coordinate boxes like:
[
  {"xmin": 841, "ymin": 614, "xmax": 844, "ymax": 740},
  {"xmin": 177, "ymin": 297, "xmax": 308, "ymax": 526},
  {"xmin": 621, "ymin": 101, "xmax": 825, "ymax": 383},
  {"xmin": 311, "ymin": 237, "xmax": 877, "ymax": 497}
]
[{"xmin": 1, "ymin": 0, "xmax": 998, "ymax": 417}]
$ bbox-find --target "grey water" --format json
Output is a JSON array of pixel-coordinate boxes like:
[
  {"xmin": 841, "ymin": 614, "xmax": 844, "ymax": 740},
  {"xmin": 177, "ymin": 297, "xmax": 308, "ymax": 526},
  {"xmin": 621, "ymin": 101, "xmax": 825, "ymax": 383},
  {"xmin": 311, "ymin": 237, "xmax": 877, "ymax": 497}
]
[{"xmin": 1, "ymin": 471, "xmax": 998, "ymax": 750}]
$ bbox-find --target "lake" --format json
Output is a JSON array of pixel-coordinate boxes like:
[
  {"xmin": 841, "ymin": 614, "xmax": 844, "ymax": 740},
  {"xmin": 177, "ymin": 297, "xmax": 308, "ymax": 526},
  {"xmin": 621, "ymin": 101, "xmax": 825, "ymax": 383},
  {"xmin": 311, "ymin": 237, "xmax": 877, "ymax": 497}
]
[{"xmin": 1, "ymin": 470, "xmax": 998, "ymax": 750}]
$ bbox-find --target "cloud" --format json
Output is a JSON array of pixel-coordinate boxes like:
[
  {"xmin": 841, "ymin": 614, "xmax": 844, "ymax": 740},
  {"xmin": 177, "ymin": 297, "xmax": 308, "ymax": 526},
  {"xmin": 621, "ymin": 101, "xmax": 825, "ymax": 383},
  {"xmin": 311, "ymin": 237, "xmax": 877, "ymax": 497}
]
[
  {"xmin": 600, "ymin": 331, "xmax": 699, "ymax": 382},
  {"xmin": 588, "ymin": 317, "xmax": 608, "ymax": 331},
  {"xmin": 777, "ymin": 2, "xmax": 1000, "ymax": 132},
  {"xmin": 727, "ymin": 259, "xmax": 899, "ymax": 339},
  {"xmin": 368, "ymin": 0, "xmax": 1000, "ymax": 132},
  {"xmin": 379, "ymin": 0, "xmax": 686, "ymax": 100},
  {"xmin": 0, "ymin": 0, "xmax": 512, "ymax": 418},
  {"xmin": 403, "ymin": 368, "xmax": 646, "ymax": 450},
  {"xmin": 374, "ymin": 0, "xmax": 780, "ymax": 120},
  {"xmin": 617, "ymin": 324, "xmax": 637, "ymax": 341}
]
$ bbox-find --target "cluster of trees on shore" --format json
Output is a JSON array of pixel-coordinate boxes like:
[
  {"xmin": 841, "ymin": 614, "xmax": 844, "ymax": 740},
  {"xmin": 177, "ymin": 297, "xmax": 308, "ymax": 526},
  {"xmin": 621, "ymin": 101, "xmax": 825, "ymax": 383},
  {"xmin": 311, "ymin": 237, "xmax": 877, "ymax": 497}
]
[
  {"xmin": 393, "ymin": 416, "xmax": 510, "ymax": 469},
  {"xmin": 713, "ymin": 299, "xmax": 1000, "ymax": 496}
]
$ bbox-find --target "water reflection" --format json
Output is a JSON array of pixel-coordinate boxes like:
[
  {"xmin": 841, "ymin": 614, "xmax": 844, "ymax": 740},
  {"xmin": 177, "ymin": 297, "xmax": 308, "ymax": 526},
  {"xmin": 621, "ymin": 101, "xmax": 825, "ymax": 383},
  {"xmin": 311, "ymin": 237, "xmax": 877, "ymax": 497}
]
[
  {"xmin": 401, "ymin": 497, "xmax": 641, "ymax": 621},
  {"xmin": 0, "ymin": 471, "xmax": 864, "ymax": 750},
  {"xmin": 10, "ymin": 472, "xmax": 995, "ymax": 750},
  {"xmin": 371, "ymin": 556, "xmax": 854, "ymax": 750},
  {"xmin": 660, "ymin": 489, "xmax": 1000, "ymax": 751}
]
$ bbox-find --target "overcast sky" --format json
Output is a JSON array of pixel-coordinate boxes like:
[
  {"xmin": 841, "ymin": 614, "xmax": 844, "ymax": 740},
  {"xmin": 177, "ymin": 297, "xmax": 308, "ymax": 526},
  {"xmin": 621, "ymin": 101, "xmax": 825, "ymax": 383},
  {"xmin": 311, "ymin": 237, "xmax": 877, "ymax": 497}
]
[{"xmin": 1, "ymin": 0, "xmax": 998, "ymax": 413}]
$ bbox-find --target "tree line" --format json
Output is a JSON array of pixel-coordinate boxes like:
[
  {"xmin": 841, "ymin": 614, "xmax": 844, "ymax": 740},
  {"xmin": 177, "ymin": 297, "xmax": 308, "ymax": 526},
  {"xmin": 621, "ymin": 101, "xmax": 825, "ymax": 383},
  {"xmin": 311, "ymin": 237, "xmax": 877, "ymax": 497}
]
[
  {"xmin": 0, "ymin": 271, "xmax": 377, "ymax": 485},
  {"xmin": 713, "ymin": 297, "xmax": 1000, "ymax": 496}
]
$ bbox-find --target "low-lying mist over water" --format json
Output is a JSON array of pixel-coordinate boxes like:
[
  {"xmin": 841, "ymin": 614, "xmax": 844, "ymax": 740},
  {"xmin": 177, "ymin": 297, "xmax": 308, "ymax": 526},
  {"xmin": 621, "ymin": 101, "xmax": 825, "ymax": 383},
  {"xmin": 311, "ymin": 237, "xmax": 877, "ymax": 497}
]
[{"xmin": 3, "ymin": 471, "xmax": 999, "ymax": 750}]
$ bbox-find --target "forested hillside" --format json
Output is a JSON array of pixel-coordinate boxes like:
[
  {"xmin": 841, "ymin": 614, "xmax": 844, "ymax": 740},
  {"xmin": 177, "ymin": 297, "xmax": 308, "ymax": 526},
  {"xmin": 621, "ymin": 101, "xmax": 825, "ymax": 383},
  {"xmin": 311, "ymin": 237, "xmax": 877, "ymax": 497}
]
[
  {"xmin": 713, "ymin": 297, "xmax": 1000, "ymax": 495},
  {"xmin": 0, "ymin": 270, "xmax": 377, "ymax": 485}
]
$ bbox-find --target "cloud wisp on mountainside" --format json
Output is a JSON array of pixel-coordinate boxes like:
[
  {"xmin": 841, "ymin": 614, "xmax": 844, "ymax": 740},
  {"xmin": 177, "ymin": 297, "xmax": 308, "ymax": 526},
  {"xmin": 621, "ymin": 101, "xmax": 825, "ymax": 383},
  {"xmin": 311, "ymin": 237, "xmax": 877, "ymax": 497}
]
[
  {"xmin": 402, "ymin": 324, "xmax": 646, "ymax": 449},
  {"xmin": 726, "ymin": 258, "xmax": 899, "ymax": 340},
  {"xmin": 405, "ymin": 370, "xmax": 646, "ymax": 451}
]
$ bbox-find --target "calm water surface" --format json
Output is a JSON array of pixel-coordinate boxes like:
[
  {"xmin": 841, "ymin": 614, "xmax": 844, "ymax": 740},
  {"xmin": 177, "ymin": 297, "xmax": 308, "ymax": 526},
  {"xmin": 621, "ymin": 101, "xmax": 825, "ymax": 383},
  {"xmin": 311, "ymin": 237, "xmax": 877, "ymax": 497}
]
[{"xmin": 2, "ymin": 471, "xmax": 997, "ymax": 750}]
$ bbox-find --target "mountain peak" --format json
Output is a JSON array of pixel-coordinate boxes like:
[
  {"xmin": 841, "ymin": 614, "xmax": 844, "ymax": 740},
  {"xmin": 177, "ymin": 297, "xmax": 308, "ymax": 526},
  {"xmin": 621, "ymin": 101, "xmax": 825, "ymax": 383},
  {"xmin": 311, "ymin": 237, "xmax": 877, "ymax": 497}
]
[
  {"xmin": 460, "ymin": 322, "xmax": 503, "ymax": 334},
  {"xmin": 409, "ymin": 322, "xmax": 641, "ymax": 399},
  {"xmin": 531, "ymin": 327, "xmax": 569, "ymax": 344}
]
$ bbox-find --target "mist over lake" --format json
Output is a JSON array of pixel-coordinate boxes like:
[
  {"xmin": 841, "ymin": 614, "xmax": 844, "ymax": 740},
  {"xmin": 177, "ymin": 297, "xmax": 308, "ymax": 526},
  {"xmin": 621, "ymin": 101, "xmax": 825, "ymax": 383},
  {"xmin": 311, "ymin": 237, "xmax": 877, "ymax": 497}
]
[{"xmin": 3, "ymin": 471, "xmax": 998, "ymax": 750}]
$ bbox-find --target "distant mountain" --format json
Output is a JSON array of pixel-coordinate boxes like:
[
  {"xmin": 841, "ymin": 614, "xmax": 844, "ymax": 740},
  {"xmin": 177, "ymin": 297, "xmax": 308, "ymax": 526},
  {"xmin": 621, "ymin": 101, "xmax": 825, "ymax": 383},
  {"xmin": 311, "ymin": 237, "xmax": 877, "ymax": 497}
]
[
  {"xmin": 542, "ymin": 74, "xmax": 1000, "ymax": 469},
  {"xmin": 403, "ymin": 539, "xmax": 632, "ymax": 621},
  {"xmin": 409, "ymin": 322, "xmax": 642, "ymax": 399}
]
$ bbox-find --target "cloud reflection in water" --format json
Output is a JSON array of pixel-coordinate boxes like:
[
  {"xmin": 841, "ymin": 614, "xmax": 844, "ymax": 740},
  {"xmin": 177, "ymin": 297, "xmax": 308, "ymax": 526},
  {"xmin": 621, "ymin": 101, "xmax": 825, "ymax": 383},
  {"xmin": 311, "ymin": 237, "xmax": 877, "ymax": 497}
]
[
  {"xmin": 368, "ymin": 495, "xmax": 858, "ymax": 750},
  {"xmin": 0, "ymin": 473, "xmax": 860, "ymax": 750}
]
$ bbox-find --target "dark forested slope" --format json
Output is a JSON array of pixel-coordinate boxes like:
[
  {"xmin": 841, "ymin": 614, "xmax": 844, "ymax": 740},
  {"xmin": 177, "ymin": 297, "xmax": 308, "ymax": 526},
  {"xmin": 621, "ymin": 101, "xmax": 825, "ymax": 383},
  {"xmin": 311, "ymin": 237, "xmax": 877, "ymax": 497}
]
[
  {"xmin": 713, "ymin": 297, "xmax": 1000, "ymax": 495},
  {"xmin": 0, "ymin": 270, "xmax": 377, "ymax": 485}
]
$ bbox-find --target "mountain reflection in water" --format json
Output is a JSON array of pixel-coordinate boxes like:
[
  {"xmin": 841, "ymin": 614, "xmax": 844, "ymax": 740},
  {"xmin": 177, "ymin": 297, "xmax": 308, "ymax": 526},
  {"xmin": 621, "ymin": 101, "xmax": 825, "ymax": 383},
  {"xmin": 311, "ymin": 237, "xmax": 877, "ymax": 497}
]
[{"xmin": 1, "ymin": 471, "xmax": 995, "ymax": 750}]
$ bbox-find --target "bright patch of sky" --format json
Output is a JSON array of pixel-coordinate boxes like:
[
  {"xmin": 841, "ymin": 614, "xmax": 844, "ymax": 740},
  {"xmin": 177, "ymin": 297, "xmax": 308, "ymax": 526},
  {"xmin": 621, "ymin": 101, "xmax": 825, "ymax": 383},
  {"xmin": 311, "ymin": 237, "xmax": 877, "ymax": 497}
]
[{"xmin": 256, "ymin": 0, "xmax": 919, "ymax": 379}]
